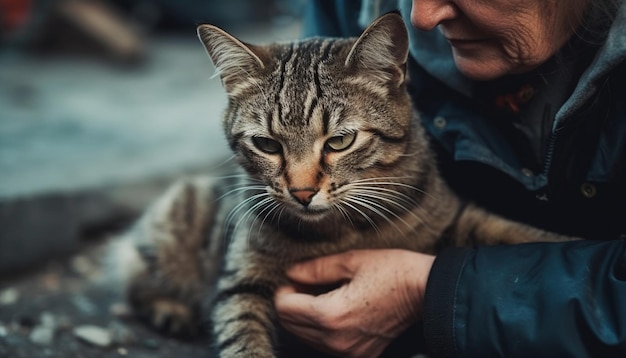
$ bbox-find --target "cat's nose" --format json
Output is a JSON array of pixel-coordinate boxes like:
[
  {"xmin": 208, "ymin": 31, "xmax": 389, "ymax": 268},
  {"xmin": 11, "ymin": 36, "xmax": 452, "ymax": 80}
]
[{"xmin": 290, "ymin": 188, "xmax": 318, "ymax": 207}]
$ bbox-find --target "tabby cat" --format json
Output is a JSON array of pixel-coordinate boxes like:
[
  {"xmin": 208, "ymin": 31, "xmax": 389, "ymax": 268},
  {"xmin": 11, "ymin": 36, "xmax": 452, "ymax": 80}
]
[{"xmin": 118, "ymin": 12, "xmax": 575, "ymax": 357}]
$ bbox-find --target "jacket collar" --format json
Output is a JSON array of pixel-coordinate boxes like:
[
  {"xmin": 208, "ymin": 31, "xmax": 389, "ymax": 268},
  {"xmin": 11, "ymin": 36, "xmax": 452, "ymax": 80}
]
[
  {"xmin": 555, "ymin": 2, "xmax": 626, "ymax": 127},
  {"xmin": 397, "ymin": 0, "xmax": 626, "ymax": 126}
]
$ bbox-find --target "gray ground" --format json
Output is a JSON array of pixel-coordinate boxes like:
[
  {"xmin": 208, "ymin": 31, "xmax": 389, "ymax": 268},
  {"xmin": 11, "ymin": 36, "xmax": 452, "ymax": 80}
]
[
  {"xmin": 0, "ymin": 19, "xmax": 300, "ymax": 357},
  {"xmin": 0, "ymin": 238, "xmax": 210, "ymax": 358}
]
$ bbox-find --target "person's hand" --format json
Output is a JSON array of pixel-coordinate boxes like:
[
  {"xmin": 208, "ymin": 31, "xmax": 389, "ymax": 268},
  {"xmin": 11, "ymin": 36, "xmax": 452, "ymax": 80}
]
[{"xmin": 274, "ymin": 249, "xmax": 435, "ymax": 357}]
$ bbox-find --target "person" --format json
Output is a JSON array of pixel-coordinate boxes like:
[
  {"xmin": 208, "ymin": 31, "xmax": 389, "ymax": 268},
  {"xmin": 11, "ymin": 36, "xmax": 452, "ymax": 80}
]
[{"xmin": 274, "ymin": 0, "xmax": 626, "ymax": 357}]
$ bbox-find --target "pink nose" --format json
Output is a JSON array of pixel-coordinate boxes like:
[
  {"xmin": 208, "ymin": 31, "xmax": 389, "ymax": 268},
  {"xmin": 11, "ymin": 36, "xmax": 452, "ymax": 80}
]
[{"xmin": 290, "ymin": 189, "xmax": 318, "ymax": 206}]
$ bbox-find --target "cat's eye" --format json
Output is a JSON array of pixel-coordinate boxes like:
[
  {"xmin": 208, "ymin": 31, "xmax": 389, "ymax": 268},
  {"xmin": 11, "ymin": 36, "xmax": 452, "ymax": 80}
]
[
  {"xmin": 325, "ymin": 132, "xmax": 356, "ymax": 152},
  {"xmin": 252, "ymin": 136, "xmax": 282, "ymax": 154}
]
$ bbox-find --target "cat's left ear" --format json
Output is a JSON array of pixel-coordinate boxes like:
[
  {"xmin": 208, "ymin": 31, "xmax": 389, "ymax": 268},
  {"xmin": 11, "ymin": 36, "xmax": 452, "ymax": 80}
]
[
  {"xmin": 197, "ymin": 24, "xmax": 268, "ymax": 95},
  {"xmin": 345, "ymin": 12, "xmax": 409, "ymax": 87}
]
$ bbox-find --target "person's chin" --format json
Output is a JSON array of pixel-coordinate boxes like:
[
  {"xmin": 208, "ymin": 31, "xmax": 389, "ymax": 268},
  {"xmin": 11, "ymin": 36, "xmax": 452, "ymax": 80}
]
[{"xmin": 453, "ymin": 55, "xmax": 511, "ymax": 81}]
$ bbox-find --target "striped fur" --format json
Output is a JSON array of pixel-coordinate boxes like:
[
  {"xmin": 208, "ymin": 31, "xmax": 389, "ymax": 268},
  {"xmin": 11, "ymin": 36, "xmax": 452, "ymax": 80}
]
[{"xmin": 119, "ymin": 13, "xmax": 576, "ymax": 357}]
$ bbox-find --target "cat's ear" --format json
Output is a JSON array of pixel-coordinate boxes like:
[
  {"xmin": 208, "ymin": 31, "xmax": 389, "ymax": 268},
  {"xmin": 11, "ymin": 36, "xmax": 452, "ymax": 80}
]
[
  {"xmin": 197, "ymin": 24, "xmax": 268, "ymax": 95},
  {"xmin": 345, "ymin": 12, "xmax": 409, "ymax": 87}
]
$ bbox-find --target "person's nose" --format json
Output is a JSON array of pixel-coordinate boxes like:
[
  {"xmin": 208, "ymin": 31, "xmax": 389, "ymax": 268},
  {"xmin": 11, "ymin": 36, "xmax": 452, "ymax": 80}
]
[{"xmin": 410, "ymin": 0, "xmax": 459, "ymax": 31}]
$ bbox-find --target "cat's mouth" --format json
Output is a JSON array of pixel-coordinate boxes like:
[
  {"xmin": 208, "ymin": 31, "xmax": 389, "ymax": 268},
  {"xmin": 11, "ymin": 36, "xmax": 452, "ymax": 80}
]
[{"xmin": 294, "ymin": 206, "xmax": 331, "ymax": 222}]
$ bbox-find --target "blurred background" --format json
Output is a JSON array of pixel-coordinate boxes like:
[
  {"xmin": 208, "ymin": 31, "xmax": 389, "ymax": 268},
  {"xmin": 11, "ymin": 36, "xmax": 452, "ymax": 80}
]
[
  {"xmin": 0, "ymin": 0, "xmax": 305, "ymax": 273},
  {"xmin": 0, "ymin": 1, "xmax": 304, "ymax": 356}
]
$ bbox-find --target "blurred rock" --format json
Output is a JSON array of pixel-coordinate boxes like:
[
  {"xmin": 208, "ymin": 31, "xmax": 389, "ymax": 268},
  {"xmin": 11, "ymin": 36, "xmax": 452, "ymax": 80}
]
[
  {"xmin": 39, "ymin": 312, "xmax": 55, "ymax": 328},
  {"xmin": 0, "ymin": 288, "xmax": 19, "ymax": 305},
  {"xmin": 108, "ymin": 321, "xmax": 136, "ymax": 345},
  {"xmin": 71, "ymin": 254, "xmax": 100, "ymax": 279},
  {"xmin": 28, "ymin": 312, "xmax": 57, "ymax": 346},
  {"xmin": 29, "ymin": 325, "xmax": 54, "ymax": 346},
  {"xmin": 73, "ymin": 324, "xmax": 112, "ymax": 347}
]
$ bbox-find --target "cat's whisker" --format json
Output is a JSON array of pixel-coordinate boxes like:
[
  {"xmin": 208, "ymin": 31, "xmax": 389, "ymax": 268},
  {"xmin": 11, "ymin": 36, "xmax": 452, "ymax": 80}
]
[
  {"xmin": 347, "ymin": 185, "xmax": 418, "ymax": 208},
  {"xmin": 348, "ymin": 190, "xmax": 421, "ymax": 232},
  {"xmin": 344, "ymin": 196, "xmax": 405, "ymax": 235},
  {"xmin": 331, "ymin": 203, "xmax": 355, "ymax": 229},
  {"xmin": 347, "ymin": 177, "xmax": 435, "ymax": 200},
  {"xmin": 350, "ymin": 186, "xmax": 439, "ymax": 235},
  {"xmin": 212, "ymin": 154, "xmax": 238, "ymax": 168},
  {"xmin": 347, "ymin": 186, "xmax": 425, "ymax": 217},
  {"xmin": 344, "ymin": 177, "xmax": 434, "ymax": 231},
  {"xmin": 224, "ymin": 192, "xmax": 270, "ymax": 241},
  {"xmin": 350, "ymin": 182, "xmax": 432, "ymax": 200},
  {"xmin": 233, "ymin": 197, "xmax": 274, "ymax": 250},
  {"xmin": 213, "ymin": 173, "xmax": 260, "ymax": 181},
  {"xmin": 274, "ymin": 206, "xmax": 287, "ymax": 228},
  {"xmin": 224, "ymin": 196, "xmax": 255, "ymax": 230},
  {"xmin": 236, "ymin": 196, "xmax": 273, "ymax": 230},
  {"xmin": 218, "ymin": 180, "xmax": 264, "ymax": 193},
  {"xmin": 349, "ymin": 188, "xmax": 414, "ymax": 213},
  {"xmin": 350, "ymin": 176, "xmax": 414, "ymax": 183},
  {"xmin": 217, "ymin": 185, "xmax": 266, "ymax": 202},
  {"xmin": 247, "ymin": 198, "xmax": 281, "ymax": 247},
  {"xmin": 338, "ymin": 199, "xmax": 381, "ymax": 234},
  {"xmin": 222, "ymin": 186, "xmax": 269, "ymax": 210},
  {"xmin": 214, "ymin": 174, "xmax": 261, "ymax": 181},
  {"xmin": 252, "ymin": 200, "xmax": 282, "ymax": 243}
]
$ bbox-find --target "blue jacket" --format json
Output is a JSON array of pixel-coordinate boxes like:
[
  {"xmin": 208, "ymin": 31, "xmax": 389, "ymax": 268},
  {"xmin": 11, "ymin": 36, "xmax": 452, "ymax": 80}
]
[{"xmin": 303, "ymin": 1, "xmax": 626, "ymax": 357}]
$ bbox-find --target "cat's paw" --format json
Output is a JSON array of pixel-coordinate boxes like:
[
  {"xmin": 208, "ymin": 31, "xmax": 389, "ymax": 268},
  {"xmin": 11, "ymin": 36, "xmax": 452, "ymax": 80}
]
[
  {"xmin": 149, "ymin": 298, "xmax": 198, "ymax": 336},
  {"xmin": 126, "ymin": 271, "xmax": 206, "ymax": 337},
  {"xmin": 131, "ymin": 293, "xmax": 204, "ymax": 337}
]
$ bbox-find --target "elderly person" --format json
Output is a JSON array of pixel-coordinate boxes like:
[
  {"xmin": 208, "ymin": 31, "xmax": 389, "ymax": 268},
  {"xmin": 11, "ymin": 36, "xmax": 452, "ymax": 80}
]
[{"xmin": 275, "ymin": 0, "xmax": 626, "ymax": 357}]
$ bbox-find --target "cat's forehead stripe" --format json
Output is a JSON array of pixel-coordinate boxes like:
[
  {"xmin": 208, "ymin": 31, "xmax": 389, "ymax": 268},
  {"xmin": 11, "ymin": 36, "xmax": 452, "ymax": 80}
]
[
  {"xmin": 272, "ymin": 43, "xmax": 295, "ymax": 131},
  {"xmin": 273, "ymin": 39, "xmax": 336, "ymax": 132},
  {"xmin": 313, "ymin": 40, "xmax": 333, "ymax": 99},
  {"xmin": 303, "ymin": 88, "xmax": 318, "ymax": 128},
  {"xmin": 303, "ymin": 40, "xmax": 331, "ymax": 130}
]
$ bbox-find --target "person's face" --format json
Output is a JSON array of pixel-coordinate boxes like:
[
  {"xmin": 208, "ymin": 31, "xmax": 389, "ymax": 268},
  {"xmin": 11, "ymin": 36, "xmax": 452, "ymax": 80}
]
[{"xmin": 410, "ymin": 0, "xmax": 589, "ymax": 80}]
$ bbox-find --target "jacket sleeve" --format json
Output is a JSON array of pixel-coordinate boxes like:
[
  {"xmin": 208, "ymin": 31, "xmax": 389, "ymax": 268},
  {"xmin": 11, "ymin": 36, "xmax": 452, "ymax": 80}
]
[{"xmin": 423, "ymin": 239, "xmax": 626, "ymax": 357}]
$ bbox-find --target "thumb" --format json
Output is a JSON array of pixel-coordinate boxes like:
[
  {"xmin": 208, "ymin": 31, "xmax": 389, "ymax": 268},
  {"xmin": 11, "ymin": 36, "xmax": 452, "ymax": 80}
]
[{"xmin": 287, "ymin": 251, "xmax": 360, "ymax": 285}]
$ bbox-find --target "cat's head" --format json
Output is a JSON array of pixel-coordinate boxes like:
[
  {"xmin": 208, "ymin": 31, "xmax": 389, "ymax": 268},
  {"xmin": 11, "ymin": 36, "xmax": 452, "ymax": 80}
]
[{"xmin": 198, "ymin": 13, "xmax": 428, "ymax": 225}]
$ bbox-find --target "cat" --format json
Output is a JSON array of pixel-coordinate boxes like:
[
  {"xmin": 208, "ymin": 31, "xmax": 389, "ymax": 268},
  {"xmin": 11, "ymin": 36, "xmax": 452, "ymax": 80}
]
[{"xmin": 116, "ymin": 12, "xmax": 576, "ymax": 358}]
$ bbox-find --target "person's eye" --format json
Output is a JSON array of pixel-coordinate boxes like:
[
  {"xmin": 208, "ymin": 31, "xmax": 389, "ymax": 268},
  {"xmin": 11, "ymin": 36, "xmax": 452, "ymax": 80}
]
[
  {"xmin": 252, "ymin": 136, "xmax": 282, "ymax": 154},
  {"xmin": 325, "ymin": 132, "xmax": 356, "ymax": 152}
]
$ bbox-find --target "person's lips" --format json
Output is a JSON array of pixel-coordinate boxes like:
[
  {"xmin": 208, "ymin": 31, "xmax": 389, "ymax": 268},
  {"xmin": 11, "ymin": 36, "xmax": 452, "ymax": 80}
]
[{"xmin": 446, "ymin": 38, "xmax": 489, "ymax": 49}]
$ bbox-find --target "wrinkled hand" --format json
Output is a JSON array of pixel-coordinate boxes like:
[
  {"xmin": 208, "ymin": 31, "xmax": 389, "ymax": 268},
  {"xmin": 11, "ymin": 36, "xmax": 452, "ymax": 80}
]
[{"xmin": 274, "ymin": 249, "xmax": 434, "ymax": 358}]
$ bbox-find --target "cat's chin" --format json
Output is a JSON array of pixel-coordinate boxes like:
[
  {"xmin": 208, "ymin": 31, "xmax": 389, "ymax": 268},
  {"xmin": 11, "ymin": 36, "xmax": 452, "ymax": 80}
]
[{"xmin": 294, "ymin": 207, "xmax": 332, "ymax": 223}]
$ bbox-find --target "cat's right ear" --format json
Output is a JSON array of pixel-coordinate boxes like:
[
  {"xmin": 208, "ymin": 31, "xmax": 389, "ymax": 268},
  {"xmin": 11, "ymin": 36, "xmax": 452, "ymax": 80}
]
[
  {"xmin": 197, "ymin": 25, "xmax": 267, "ymax": 95},
  {"xmin": 345, "ymin": 12, "xmax": 409, "ymax": 88}
]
